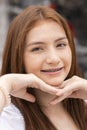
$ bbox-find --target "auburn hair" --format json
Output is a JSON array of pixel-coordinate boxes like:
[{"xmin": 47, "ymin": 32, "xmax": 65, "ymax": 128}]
[{"xmin": 1, "ymin": 6, "xmax": 87, "ymax": 130}]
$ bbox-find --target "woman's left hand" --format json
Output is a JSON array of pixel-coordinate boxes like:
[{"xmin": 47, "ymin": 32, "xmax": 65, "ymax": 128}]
[{"xmin": 50, "ymin": 76, "xmax": 87, "ymax": 105}]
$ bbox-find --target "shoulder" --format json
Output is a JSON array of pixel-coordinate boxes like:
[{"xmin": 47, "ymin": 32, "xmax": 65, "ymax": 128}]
[{"xmin": 0, "ymin": 103, "xmax": 25, "ymax": 130}]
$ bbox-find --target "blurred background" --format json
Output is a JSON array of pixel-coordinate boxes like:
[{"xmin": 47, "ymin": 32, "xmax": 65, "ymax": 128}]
[{"xmin": 0, "ymin": 0, "xmax": 87, "ymax": 78}]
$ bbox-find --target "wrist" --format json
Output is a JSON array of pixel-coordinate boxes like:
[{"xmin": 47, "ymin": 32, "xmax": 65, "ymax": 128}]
[{"xmin": 0, "ymin": 86, "xmax": 11, "ymax": 107}]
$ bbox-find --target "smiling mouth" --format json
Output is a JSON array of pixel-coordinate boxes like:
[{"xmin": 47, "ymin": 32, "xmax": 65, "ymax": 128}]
[{"xmin": 41, "ymin": 67, "xmax": 63, "ymax": 73}]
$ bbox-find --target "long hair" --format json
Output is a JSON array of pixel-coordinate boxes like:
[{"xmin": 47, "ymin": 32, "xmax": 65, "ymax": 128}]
[{"xmin": 1, "ymin": 6, "xmax": 87, "ymax": 130}]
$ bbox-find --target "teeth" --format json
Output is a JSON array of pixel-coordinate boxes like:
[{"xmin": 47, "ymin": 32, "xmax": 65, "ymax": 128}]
[{"xmin": 41, "ymin": 68, "xmax": 61, "ymax": 72}]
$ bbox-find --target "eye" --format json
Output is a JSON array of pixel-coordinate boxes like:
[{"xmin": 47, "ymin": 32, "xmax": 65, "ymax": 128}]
[
  {"xmin": 31, "ymin": 47, "xmax": 43, "ymax": 52},
  {"xmin": 56, "ymin": 43, "xmax": 67, "ymax": 48}
]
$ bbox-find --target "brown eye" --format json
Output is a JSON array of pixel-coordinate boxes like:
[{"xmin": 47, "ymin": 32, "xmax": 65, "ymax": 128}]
[
  {"xmin": 56, "ymin": 43, "xmax": 67, "ymax": 48},
  {"xmin": 31, "ymin": 47, "xmax": 43, "ymax": 52}
]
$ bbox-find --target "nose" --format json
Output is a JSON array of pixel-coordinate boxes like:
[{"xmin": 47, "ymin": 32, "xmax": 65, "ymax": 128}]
[{"xmin": 46, "ymin": 49, "xmax": 60, "ymax": 65}]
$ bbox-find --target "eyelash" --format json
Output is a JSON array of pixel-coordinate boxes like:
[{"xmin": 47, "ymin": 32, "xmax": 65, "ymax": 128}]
[
  {"xmin": 31, "ymin": 43, "xmax": 67, "ymax": 52},
  {"xmin": 56, "ymin": 43, "xmax": 67, "ymax": 48},
  {"xmin": 31, "ymin": 47, "xmax": 43, "ymax": 52}
]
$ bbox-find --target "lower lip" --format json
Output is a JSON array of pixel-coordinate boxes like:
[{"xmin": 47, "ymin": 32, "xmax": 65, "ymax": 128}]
[{"xmin": 41, "ymin": 67, "xmax": 64, "ymax": 75}]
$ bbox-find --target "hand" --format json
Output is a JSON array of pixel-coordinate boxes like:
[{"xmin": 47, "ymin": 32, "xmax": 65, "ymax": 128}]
[
  {"xmin": 50, "ymin": 76, "xmax": 87, "ymax": 105},
  {"xmin": 0, "ymin": 73, "xmax": 58, "ymax": 102}
]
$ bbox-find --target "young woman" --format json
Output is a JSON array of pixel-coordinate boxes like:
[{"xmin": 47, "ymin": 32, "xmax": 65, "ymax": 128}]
[{"xmin": 0, "ymin": 5, "xmax": 87, "ymax": 130}]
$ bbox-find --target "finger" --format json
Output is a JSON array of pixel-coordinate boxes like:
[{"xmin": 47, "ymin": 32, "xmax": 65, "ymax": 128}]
[
  {"xmin": 56, "ymin": 84, "xmax": 79, "ymax": 97},
  {"xmin": 68, "ymin": 90, "xmax": 80, "ymax": 99},
  {"xmin": 26, "ymin": 74, "xmax": 59, "ymax": 95},
  {"xmin": 50, "ymin": 95, "xmax": 68, "ymax": 105},
  {"xmin": 50, "ymin": 87, "xmax": 79, "ymax": 105},
  {"xmin": 50, "ymin": 87, "xmax": 76, "ymax": 105},
  {"xmin": 38, "ymin": 81, "xmax": 58, "ymax": 95},
  {"xmin": 18, "ymin": 92, "xmax": 36, "ymax": 102},
  {"xmin": 58, "ymin": 79, "xmax": 72, "ymax": 89}
]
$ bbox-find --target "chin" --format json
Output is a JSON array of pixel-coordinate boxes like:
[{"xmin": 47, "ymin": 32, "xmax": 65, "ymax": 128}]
[{"xmin": 47, "ymin": 80, "xmax": 64, "ymax": 87}]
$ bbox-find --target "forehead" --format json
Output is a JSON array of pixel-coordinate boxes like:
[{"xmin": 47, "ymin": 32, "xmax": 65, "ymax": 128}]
[
  {"xmin": 29, "ymin": 19, "xmax": 63, "ymax": 32},
  {"xmin": 26, "ymin": 20, "xmax": 66, "ymax": 44}
]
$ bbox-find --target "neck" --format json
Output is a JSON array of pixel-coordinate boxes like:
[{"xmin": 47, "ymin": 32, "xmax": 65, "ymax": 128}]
[
  {"xmin": 34, "ymin": 89, "xmax": 65, "ymax": 116},
  {"xmin": 34, "ymin": 89, "xmax": 79, "ymax": 130}
]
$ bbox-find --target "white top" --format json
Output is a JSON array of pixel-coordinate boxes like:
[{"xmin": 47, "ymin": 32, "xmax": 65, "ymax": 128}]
[{"xmin": 0, "ymin": 103, "xmax": 25, "ymax": 130}]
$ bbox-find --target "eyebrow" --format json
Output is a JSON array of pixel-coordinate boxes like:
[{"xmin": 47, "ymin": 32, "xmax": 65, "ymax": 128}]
[
  {"xmin": 26, "ymin": 37, "xmax": 67, "ymax": 47},
  {"xmin": 55, "ymin": 37, "xmax": 67, "ymax": 43}
]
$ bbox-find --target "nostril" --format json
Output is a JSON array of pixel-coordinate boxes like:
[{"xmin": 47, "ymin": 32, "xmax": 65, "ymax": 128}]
[{"xmin": 46, "ymin": 56, "xmax": 60, "ymax": 64}]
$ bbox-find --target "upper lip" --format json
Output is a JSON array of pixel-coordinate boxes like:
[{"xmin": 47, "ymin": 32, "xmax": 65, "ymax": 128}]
[{"xmin": 41, "ymin": 67, "xmax": 64, "ymax": 72}]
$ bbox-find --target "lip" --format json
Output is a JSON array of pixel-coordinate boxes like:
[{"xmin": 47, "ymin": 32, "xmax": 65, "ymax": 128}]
[{"xmin": 41, "ymin": 67, "xmax": 64, "ymax": 75}]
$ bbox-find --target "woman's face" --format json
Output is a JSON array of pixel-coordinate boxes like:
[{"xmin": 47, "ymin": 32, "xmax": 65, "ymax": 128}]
[{"xmin": 24, "ymin": 20, "xmax": 72, "ymax": 87}]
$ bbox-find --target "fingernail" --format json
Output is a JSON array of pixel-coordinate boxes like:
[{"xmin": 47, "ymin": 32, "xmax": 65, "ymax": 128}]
[
  {"xmin": 56, "ymin": 92, "xmax": 63, "ymax": 96},
  {"xmin": 50, "ymin": 101, "xmax": 57, "ymax": 105}
]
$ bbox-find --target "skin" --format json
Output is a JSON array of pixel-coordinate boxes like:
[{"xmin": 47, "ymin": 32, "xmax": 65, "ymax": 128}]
[
  {"xmin": 24, "ymin": 20, "xmax": 72, "ymax": 87},
  {"xmin": 23, "ymin": 20, "xmax": 78, "ymax": 129},
  {"xmin": 51, "ymin": 76, "xmax": 87, "ymax": 104},
  {"xmin": 0, "ymin": 20, "xmax": 87, "ymax": 117},
  {"xmin": 0, "ymin": 74, "xmax": 86, "ymax": 129}
]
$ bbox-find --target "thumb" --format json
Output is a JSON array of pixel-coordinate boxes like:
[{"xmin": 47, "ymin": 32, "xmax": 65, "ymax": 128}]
[
  {"xmin": 68, "ymin": 91, "xmax": 79, "ymax": 99},
  {"xmin": 17, "ymin": 92, "xmax": 36, "ymax": 102}
]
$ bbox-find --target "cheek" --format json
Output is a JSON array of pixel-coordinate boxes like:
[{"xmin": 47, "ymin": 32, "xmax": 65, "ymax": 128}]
[
  {"xmin": 62, "ymin": 48, "xmax": 72, "ymax": 69},
  {"xmin": 66, "ymin": 50, "xmax": 72, "ymax": 70},
  {"xmin": 23, "ymin": 54, "xmax": 43, "ymax": 73}
]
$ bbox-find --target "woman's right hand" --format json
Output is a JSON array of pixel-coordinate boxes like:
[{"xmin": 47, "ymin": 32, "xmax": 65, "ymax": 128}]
[{"xmin": 0, "ymin": 73, "xmax": 58, "ymax": 103}]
